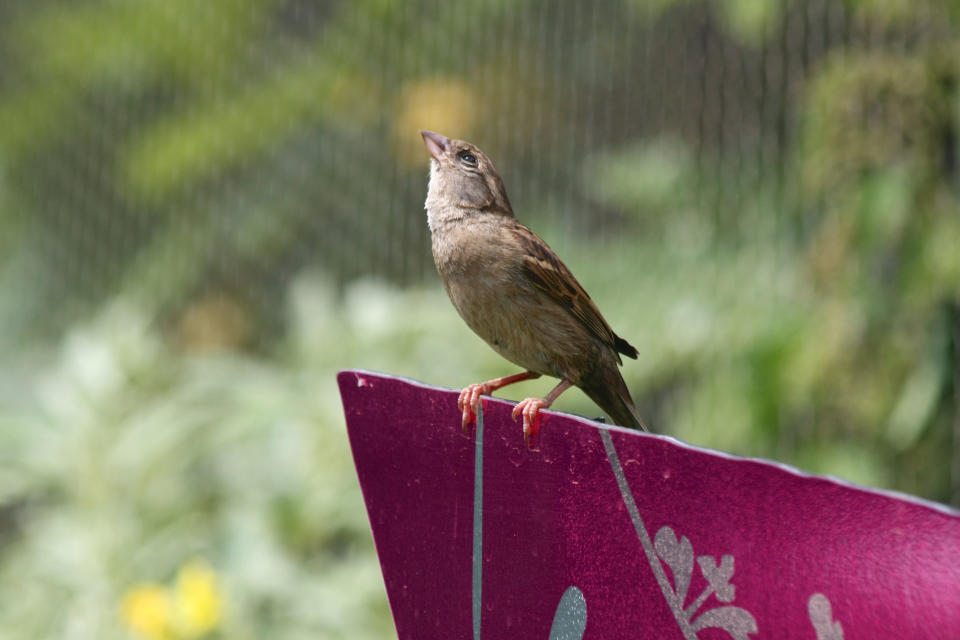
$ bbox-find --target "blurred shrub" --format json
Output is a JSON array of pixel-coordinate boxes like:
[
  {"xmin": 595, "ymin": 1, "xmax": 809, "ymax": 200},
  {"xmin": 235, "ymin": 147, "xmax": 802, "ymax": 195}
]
[{"xmin": 0, "ymin": 292, "xmax": 396, "ymax": 639}]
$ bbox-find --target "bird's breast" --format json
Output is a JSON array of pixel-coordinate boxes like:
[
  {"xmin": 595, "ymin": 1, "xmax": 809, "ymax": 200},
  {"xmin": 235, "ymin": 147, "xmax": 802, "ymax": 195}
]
[{"xmin": 429, "ymin": 216, "xmax": 603, "ymax": 382}]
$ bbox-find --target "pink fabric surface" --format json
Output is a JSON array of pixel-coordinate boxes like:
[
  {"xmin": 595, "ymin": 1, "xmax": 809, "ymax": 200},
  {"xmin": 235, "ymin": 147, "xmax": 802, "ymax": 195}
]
[{"xmin": 338, "ymin": 370, "xmax": 960, "ymax": 639}]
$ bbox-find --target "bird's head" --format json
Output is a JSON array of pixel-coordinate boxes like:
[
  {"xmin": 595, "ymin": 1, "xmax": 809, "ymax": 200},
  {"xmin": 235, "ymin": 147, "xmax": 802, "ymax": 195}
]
[{"xmin": 420, "ymin": 130, "xmax": 513, "ymax": 217}]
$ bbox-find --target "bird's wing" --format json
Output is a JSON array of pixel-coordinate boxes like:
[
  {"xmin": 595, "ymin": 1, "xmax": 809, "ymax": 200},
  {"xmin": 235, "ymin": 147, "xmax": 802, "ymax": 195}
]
[{"xmin": 507, "ymin": 221, "xmax": 638, "ymax": 361}]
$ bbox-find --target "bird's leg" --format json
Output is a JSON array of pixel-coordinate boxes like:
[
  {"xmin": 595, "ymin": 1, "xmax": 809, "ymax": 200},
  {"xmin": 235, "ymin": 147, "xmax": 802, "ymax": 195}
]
[
  {"xmin": 458, "ymin": 370, "xmax": 541, "ymax": 431},
  {"xmin": 512, "ymin": 379, "xmax": 573, "ymax": 447}
]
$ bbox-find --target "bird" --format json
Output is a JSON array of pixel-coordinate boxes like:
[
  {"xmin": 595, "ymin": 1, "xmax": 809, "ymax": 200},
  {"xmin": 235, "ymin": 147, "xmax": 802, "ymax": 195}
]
[{"xmin": 420, "ymin": 129, "xmax": 647, "ymax": 445}]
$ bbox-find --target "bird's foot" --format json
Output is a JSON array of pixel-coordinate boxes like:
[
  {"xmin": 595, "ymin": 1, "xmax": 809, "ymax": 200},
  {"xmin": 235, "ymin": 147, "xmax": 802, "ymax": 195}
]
[
  {"xmin": 458, "ymin": 382, "xmax": 494, "ymax": 432},
  {"xmin": 512, "ymin": 397, "xmax": 548, "ymax": 448}
]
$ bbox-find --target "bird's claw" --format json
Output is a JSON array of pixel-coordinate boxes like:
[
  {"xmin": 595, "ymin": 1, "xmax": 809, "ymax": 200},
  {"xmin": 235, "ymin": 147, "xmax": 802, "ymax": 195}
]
[
  {"xmin": 512, "ymin": 397, "xmax": 546, "ymax": 448},
  {"xmin": 458, "ymin": 382, "xmax": 491, "ymax": 432}
]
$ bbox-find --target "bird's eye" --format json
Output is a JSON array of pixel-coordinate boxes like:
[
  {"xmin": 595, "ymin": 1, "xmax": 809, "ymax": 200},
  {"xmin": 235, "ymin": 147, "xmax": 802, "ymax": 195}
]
[{"xmin": 458, "ymin": 151, "xmax": 478, "ymax": 166}]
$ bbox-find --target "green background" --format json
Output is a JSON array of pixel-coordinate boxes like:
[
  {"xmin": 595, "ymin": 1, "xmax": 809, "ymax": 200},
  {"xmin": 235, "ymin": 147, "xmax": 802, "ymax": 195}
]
[{"xmin": 0, "ymin": 0, "xmax": 957, "ymax": 637}]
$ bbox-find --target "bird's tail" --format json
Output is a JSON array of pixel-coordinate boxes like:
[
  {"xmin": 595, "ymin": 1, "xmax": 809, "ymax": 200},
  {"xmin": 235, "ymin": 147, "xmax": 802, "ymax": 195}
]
[{"xmin": 581, "ymin": 366, "xmax": 648, "ymax": 432}]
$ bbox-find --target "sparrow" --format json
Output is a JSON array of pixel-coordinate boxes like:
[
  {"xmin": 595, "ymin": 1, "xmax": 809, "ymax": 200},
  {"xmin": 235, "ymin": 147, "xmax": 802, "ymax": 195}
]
[{"xmin": 420, "ymin": 130, "xmax": 647, "ymax": 444}]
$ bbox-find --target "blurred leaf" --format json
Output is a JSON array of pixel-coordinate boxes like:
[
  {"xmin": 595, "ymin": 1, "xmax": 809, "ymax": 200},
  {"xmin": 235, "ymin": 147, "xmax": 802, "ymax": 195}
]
[
  {"xmin": 122, "ymin": 53, "xmax": 378, "ymax": 200},
  {"xmin": 855, "ymin": 166, "xmax": 913, "ymax": 248},
  {"xmin": 0, "ymin": 0, "xmax": 279, "ymax": 154},
  {"xmin": 799, "ymin": 52, "xmax": 941, "ymax": 196},
  {"xmin": 583, "ymin": 138, "xmax": 695, "ymax": 222},
  {"xmin": 885, "ymin": 329, "xmax": 947, "ymax": 450},
  {"xmin": 796, "ymin": 442, "xmax": 890, "ymax": 491},
  {"xmin": 716, "ymin": 0, "xmax": 781, "ymax": 47}
]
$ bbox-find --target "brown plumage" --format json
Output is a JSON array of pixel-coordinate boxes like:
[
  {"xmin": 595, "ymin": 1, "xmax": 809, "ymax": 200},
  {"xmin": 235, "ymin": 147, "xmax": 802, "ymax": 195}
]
[{"xmin": 420, "ymin": 130, "xmax": 647, "ymax": 444}]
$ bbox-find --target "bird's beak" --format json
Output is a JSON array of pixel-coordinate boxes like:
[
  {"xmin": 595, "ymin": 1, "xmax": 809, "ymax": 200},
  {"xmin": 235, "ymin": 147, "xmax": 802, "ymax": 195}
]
[{"xmin": 420, "ymin": 130, "xmax": 450, "ymax": 162}]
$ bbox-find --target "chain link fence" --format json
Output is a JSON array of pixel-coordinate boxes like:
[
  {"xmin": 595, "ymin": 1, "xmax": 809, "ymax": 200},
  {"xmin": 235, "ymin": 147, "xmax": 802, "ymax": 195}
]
[{"xmin": 0, "ymin": 0, "xmax": 952, "ymax": 334}]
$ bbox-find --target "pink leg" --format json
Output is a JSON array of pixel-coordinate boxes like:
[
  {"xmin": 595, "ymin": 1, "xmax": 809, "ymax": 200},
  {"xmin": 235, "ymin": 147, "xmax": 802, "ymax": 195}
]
[
  {"xmin": 458, "ymin": 370, "xmax": 541, "ymax": 431},
  {"xmin": 511, "ymin": 379, "xmax": 573, "ymax": 447}
]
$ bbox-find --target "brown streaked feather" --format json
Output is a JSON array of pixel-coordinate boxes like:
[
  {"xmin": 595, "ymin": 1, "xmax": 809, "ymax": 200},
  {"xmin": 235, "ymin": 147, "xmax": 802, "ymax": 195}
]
[{"xmin": 507, "ymin": 221, "xmax": 638, "ymax": 362}]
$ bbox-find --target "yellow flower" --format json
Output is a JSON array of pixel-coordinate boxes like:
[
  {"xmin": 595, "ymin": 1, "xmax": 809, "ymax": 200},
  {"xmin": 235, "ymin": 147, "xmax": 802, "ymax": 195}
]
[
  {"xmin": 120, "ymin": 559, "xmax": 223, "ymax": 640},
  {"xmin": 171, "ymin": 559, "xmax": 222, "ymax": 639},
  {"xmin": 121, "ymin": 584, "xmax": 173, "ymax": 640},
  {"xmin": 393, "ymin": 77, "xmax": 477, "ymax": 167}
]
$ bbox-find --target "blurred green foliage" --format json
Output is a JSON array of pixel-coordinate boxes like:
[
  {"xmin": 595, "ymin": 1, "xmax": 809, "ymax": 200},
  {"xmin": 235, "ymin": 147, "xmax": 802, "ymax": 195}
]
[{"xmin": 0, "ymin": 0, "xmax": 958, "ymax": 638}]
